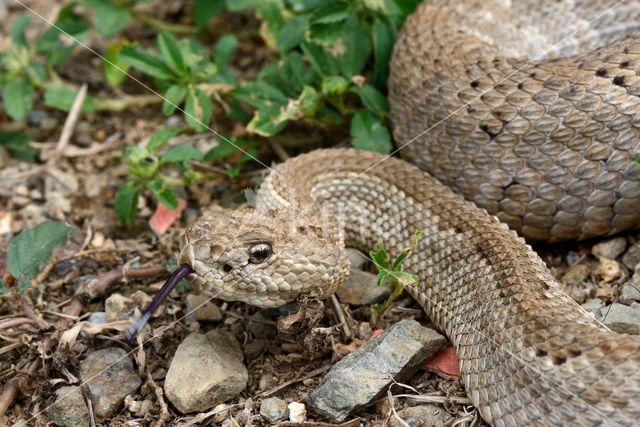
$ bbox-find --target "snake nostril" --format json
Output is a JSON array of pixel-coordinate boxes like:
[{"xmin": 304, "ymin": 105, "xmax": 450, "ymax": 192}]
[{"xmin": 222, "ymin": 264, "xmax": 233, "ymax": 273}]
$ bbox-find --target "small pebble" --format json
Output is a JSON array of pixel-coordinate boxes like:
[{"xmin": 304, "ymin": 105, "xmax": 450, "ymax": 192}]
[
  {"xmin": 388, "ymin": 404, "xmax": 454, "ymax": 427},
  {"xmin": 79, "ymin": 348, "xmax": 142, "ymax": 418},
  {"xmin": 105, "ymin": 293, "xmax": 136, "ymax": 322},
  {"xmin": 592, "ymin": 237, "xmax": 627, "ymax": 260},
  {"xmin": 561, "ymin": 264, "xmax": 590, "ymax": 287},
  {"xmin": 308, "ymin": 320, "xmax": 447, "ymax": 422},
  {"xmin": 185, "ymin": 293, "xmax": 223, "ymax": 322},
  {"xmin": 603, "ymin": 303, "xmax": 640, "ymax": 334},
  {"xmin": 88, "ymin": 311, "xmax": 108, "ymax": 325},
  {"xmin": 622, "ymin": 282, "xmax": 640, "ymax": 302},
  {"xmin": 288, "ymin": 402, "xmax": 306, "ymax": 423},
  {"xmin": 164, "ymin": 330, "xmax": 248, "ymax": 413},
  {"xmin": 336, "ymin": 269, "xmax": 393, "ymax": 305},
  {"xmin": 260, "ymin": 397, "xmax": 289, "ymax": 423},
  {"xmin": 623, "ymin": 242, "xmax": 640, "ymax": 270},
  {"xmin": 45, "ymin": 386, "xmax": 89, "ymax": 427},
  {"xmin": 345, "ymin": 248, "xmax": 369, "ymax": 270}
]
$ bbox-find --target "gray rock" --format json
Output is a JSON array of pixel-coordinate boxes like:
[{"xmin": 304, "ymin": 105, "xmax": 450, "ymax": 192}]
[
  {"xmin": 622, "ymin": 282, "xmax": 640, "ymax": 302},
  {"xmin": 336, "ymin": 269, "xmax": 393, "ymax": 305},
  {"xmin": 603, "ymin": 303, "xmax": 640, "ymax": 334},
  {"xmin": 80, "ymin": 347, "xmax": 142, "ymax": 418},
  {"xmin": 592, "ymin": 237, "xmax": 626, "ymax": 260},
  {"xmin": 581, "ymin": 298, "xmax": 605, "ymax": 317},
  {"xmin": 308, "ymin": 320, "xmax": 447, "ymax": 422},
  {"xmin": 260, "ymin": 397, "xmax": 289, "ymax": 423},
  {"xmin": 185, "ymin": 294, "xmax": 223, "ymax": 322},
  {"xmin": 346, "ymin": 248, "xmax": 369, "ymax": 270},
  {"xmin": 46, "ymin": 386, "xmax": 89, "ymax": 427},
  {"xmin": 388, "ymin": 404, "xmax": 454, "ymax": 427},
  {"xmin": 105, "ymin": 293, "xmax": 135, "ymax": 321},
  {"xmin": 623, "ymin": 243, "xmax": 640, "ymax": 271},
  {"xmin": 165, "ymin": 330, "xmax": 248, "ymax": 413},
  {"xmin": 88, "ymin": 311, "xmax": 108, "ymax": 325}
]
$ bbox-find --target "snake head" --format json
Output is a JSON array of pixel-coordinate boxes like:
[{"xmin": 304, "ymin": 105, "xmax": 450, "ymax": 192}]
[{"xmin": 179, "ymin": 205, "xmax": 349, "ymax": 307}]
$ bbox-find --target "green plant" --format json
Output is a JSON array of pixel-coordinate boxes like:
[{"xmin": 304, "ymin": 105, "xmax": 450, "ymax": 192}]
[
  {"xmin": 370, "ymin": 230, "xmax": 421, "ymax": 315},
  {"xmin": 0, "ymin": 221, "xmax": 75, "ymax": 295},
  {"xmin": 114, "ymin": 127, "xmax": 257, "ymax": 227},
  {"xmin": 0, "ymin": 9, "xmax": 89, "ymax": 123},
  {"xmin": 118, "ymin": 31, "xmax": 238, "ymax": 131},
  {"xmin": 227, "ymin": 0, "xmax": 421, "ymax": 153}
]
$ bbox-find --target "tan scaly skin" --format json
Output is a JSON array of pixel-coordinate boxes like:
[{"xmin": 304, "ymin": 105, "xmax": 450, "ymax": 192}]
[{"xmin": 167, "ymin": 1, "xmax": 640, "ymax": 425}]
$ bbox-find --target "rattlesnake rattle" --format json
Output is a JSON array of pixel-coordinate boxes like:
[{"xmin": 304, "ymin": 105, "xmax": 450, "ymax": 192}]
[{"xmin": 130, "ymin": 0, "xmax": 640, "ymax": 425}]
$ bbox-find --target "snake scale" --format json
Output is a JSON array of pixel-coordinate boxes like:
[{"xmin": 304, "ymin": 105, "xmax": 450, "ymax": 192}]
[{"xmin": 176, "ymin": 0, "xmax": 640, "ymax": 425}]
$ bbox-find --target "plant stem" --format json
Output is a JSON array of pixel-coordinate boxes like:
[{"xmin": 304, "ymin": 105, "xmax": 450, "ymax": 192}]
[{"xmin": 132, "ymin": 10, "xmax": 197, "ymax": 35}]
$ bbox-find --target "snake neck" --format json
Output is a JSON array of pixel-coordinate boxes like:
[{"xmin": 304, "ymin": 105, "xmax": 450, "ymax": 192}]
[{"xmin": 258, "ymin": 148, "xmax": 640, "ymax": 426}]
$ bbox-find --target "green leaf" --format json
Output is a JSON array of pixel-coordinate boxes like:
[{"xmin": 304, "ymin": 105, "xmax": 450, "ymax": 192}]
[
  {"xmin": 205, "ymin": 138, "xmax": 243, "ymax": 161},
  {"xmin": 0, "ymin": 279, "xmax": 9, "ymax": 295},
  {"xmin": 214, "ymin": 34, "xmax": 239, "ymax": 65},
  {"xmin": 350, "ymin": 109, "xmax": 392, "ymax": 153},
  {"xmin": 162, "ymin": 144, "xmax": 205, "ymax": 163},
  {"xmin": 36, "ymin": 5, "xmax": 90, "ymax": 66},
  {"xmin": 88, "ymin": 0, "xmax": 131, "ymax": 37},
  {"xmin": 7, "ymin": 221, "xmax": 74, "ymax": 292},
  {"xmin": 371, "ymin": 17, "xmax": 394, "ymax": 89},
  {"xmin": 120, "ymin": 45, "xmax": 174, "ymax": 80},
  {"xmin": 193, "ymin": 0, "xmax": 225, "ymax": 29},
  {"xmin": 334, "ymin": 18, "xmax": 371, "ymax": 77},
  {"xmin": 10, "ymin": 14, "xmax": 31, "ymax": 47},
  {"xmin": 2, "ymin": 75, "xmax": 34, "ymax": 122},
  {"xmin": 44, "ymin": 84, "xmax": 96, "ymax": 113},
  {"xmin": 356, "ymin": 84, "xmax": 389, "ymax": 118},
  {"xmin": 157, "ymin": 32, "xmax": 186, "ymax": 75},
  {"xmin": 224, "ymin": 0, "xmax": 261, "ymax": 11},
  {"xmin": 146, "ymin": 180, "xmax": 178, "ymax": 210},
  {"xmin": 115, "ymin": 182, "xmax": 140, "ymax": 226},
  {"xmin": 321, "ymin": 76, "xmax": 349, "ymax": 96},
  {"xmin": 162, "ymin": 85, "xmax": 187, "ymax": 115},
  {"xmin": 104, "ymin": 41, "xmax": 130, "ymax": 87},
  {"xmin": 148, "ymin": 127, "xmax": 181, "ymax": 150},
  {"xmin": 276, "ymin": 15, "xmax": 308, "ymax": 52},
  {"xmin": 184, "ymin": 87, "xmax": 213, "ymax": 132},
  {"xmin": 309, "ymin": 1, "xmax": 349, "ymax": 25},
  {"xmin": 0, "ymin": 131, "xmax": 38, "ymax": 163},
  {"xmin": 300, "ymin": 41, "xmax": 336, "ymax": 77}
]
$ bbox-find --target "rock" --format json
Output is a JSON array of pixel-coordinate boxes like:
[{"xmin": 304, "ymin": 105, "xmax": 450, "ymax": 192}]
[
  {"xmin": 165, "ymin": 330, "xmax": 248, "ymax": 413},
  {"xmin": 288, "ymin": 402, "xmax": 307, "ymax": 423},
  {"xmin": 603, "ymin": 303, "xmax": 640, "ymax": 334},
  {"xmin": 346, "ymin": 248, "xmax": 369, "ymax": 270},
  {"xmin": 622, "ymin": 282, "xmax": 640, "ymax": 302},
  {"xmin": 336, "ymin": 269, "xmax": 393, "ymax": 305},
  {"xmin": 592, "ymin": 237, "xmax": 627, "ymax": 260},
  {"xmin": 186, "ymin": 294, "xmax": 223, "ymax": 322},
  {"xmin": 560, "ymin": 264, "xmax": 590, "ymax": 287},
  {"xmin": 623, "ymin": 243, "xmax": 640, "ymax": 271},
  {"xmin": 260, "ymin": 397, "xmax": 289, "ymax": 423},
  {"xmin": 46, "ymin": 386, "xmax": 89, "ymax": 427},
  {"xmin": 88, "ymin": 311, "xmax": 108, "ymax": 325},
  {"xmin": 388, "ymin": 404, "xmax": 454, "ymax": 427},
  {"xmin": 308, "ymin": 320, "xmax": 447, "ymax": 422},
  {"xmin": 105, "ymin": 293, "xmax": 136, "ymax": 321},
  {"xmin": 581, "ymin": 298, "xmax": 604, "ymax": 317},
  {"xmin": 79, "ymin": 347, "xmax": 142, "ymax": 418},
  {"xmin": 594, "ymin": 258, "xmax": 625, "ymax": 283}
]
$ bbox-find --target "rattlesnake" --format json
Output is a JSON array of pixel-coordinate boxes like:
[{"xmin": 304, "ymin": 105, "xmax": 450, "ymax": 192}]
[{"xmin": 140, "ymin": 0, "xmax": 640, "ymax": 425}]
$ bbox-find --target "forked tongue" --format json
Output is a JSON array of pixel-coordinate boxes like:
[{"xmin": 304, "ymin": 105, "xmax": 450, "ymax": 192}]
[{"xmin": 124, "ymin": 263, "xmax": 194, "ymax": 340}]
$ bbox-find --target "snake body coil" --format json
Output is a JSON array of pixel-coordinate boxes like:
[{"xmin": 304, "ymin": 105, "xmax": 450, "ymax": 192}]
[
  {"xmin": 179, "ymin": 1, "xmax": 640, "ymax": 425},
  {"xmin": 390, "ymin": 0, "xmax": 640, "ymax": 241}
]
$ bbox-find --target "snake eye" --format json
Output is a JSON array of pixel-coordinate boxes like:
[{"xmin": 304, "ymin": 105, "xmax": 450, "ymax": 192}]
[{"xmin": 248, "ymin": 243, "xmax": 272, "ymax": 264}]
